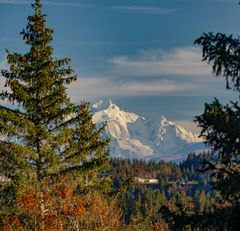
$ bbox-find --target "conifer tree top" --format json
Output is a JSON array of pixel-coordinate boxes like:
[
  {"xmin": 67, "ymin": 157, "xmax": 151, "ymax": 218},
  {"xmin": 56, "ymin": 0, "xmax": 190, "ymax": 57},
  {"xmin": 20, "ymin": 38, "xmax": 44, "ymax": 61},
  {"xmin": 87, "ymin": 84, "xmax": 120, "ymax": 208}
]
[
  {"xmin": 0, "ymin": 0, "xmax": 110, "ymax": 186},
  {"xmin": 33, "ymin": 0, "xmax": 42, "ymax": 14}
]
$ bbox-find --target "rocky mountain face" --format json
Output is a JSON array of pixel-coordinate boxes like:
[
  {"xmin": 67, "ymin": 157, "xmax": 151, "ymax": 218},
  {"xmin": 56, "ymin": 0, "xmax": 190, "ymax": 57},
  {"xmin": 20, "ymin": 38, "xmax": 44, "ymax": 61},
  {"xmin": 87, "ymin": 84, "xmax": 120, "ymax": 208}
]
[{"xmin": 92, "ymin": 100, "xmax": 206, "ymax": 162}]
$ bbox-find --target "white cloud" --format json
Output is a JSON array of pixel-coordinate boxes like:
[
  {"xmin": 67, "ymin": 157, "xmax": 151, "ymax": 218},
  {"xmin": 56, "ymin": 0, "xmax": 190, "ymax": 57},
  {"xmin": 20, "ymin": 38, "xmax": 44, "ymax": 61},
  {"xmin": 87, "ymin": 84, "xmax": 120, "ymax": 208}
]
[
  {"xmin": 67, "ymin": 76, "xmax": 111, "ymax": 102},
  {"xmin": 0, "ymin": 0, "xmax": 30, "ymax": 4},
  {"xmin": 44, "ymin": 1, "xmax": 94, "ymax": 7},
  {"xmin": 207, "ymin": 0, "xmax": 236, "ymax": 3},
  {"xmin": 0, "ymin": 0, "xmax": 94, "ymax": 7},
  {"xmin": 110, "ymin": 47, "xmax": 211, "ymax": 77},
  {"xmin": 123, "ymin": 80, "xmax": 193, "ymax": 94},
  {"xmin": 67, "ymin": 75, "xmax": 198, "ymax": 102},
  {"xmin": 110, "ymin": 6, "xmax": 177, "ymax": 14},
  {"xmin": 0, "ymin": 46, "xmax": 229, "ymax": 105},
  {"xmin": 66, "ymin": 47, "xmax": 230, "ymax": 102}
]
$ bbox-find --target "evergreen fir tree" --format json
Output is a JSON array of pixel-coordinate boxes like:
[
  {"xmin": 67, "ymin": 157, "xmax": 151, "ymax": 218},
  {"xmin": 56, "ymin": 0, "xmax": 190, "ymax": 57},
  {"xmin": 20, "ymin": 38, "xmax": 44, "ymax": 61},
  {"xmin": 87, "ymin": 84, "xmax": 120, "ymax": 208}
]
[
  {"xmin": 192, "ymin": 23, "xmax": 240, "ymax": 230},
  {"xmin": 0, "ymin": 0, "xmax": 110, "ymax": 209},
  {"xmin": 194, "ymin": 33, "xmax": 240, "ymax": 203}
]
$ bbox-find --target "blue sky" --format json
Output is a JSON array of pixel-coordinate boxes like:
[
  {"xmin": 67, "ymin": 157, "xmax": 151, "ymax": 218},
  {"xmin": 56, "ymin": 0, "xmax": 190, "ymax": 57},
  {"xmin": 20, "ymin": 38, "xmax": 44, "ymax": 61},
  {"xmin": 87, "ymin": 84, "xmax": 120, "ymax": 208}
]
[{"xmin": 0, "ymin": 0, "xmax": 239, "ymax": 131}]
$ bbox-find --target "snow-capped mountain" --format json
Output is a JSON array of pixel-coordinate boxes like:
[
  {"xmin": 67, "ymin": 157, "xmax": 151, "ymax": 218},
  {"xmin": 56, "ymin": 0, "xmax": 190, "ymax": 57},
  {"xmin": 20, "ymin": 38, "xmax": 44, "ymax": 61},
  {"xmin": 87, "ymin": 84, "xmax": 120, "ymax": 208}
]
[{"xmin": 92, "ymin": 100, "xmax": 206, "ymax": 162}]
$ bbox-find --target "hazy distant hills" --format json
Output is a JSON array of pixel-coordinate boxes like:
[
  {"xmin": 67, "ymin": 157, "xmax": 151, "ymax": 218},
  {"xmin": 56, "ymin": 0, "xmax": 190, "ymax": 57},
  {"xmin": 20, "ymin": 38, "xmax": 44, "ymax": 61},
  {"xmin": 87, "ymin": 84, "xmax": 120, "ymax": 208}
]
[{"xmin": 92, "ymin": 100, "xmax": 206, "ymax": 162}]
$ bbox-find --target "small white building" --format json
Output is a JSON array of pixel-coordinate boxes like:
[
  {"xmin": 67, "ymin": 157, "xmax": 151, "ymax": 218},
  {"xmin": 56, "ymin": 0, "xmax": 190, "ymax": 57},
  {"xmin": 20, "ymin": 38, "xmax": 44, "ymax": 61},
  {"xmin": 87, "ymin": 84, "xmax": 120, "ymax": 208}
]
[{"xmin": 135, "ymin": 177, "xmax": 159, "ymax": 184}]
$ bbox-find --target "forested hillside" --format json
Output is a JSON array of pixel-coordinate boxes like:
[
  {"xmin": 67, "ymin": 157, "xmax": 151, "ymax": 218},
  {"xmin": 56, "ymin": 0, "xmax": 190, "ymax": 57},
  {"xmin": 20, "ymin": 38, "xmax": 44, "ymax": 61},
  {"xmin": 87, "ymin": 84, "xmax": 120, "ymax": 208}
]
[
  {"xmin": 110, "ymin": 154, "xmax": 216, "ymax": 228},
  {"xmin": 0, "ymin": 0, "xmax": 239, "ymax": 230}
]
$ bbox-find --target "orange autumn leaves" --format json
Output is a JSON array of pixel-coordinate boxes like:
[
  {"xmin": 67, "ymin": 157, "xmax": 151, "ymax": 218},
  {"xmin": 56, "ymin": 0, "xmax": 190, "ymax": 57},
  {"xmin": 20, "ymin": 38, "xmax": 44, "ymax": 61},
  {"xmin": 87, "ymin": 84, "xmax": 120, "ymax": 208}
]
[{"xmin": 2, "ymin": 179, "xmax": 122, "ymax": 231}]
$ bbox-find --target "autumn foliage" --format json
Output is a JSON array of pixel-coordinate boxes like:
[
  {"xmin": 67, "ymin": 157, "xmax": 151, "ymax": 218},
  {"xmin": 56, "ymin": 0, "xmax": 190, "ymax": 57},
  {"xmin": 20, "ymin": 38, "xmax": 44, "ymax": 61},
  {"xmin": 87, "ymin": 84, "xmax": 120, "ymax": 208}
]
[{"xmin": 1, "ymin": 178, "xmax": 122, "ymax": 231}]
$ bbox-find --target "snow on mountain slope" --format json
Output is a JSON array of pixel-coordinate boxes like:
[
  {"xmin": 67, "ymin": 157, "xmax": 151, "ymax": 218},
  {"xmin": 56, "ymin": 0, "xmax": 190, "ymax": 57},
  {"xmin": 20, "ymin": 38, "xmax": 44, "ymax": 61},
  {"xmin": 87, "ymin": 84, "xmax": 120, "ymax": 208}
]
[
  {"xmin": 92, "ymin": 100, "xmax": 205, "ymax": 162},
  {"xmin": 93, "ymin": 100, "xmax": 138, "ymax": 129}
]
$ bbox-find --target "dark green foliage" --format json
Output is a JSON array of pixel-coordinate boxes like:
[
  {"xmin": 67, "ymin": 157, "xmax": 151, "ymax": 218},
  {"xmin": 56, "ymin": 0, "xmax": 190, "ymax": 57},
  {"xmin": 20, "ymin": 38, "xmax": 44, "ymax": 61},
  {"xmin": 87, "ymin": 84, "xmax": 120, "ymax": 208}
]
[
  {"xmin": 0, "ymin": 0, "xmax": 110, "ymax": 212},
  {"xmin": 195, "ymin": 99, "xmax": 240, "ymax": 202},
  {"xmin": 194, "ymin": 33, "xmax": 240, "ymax": 91},
  {"xmin": 169, "ymin": 23, "xmax": 240, "ymax": 231},
  {"xmin": 110, "ymin": 158, "xmax": 183, "ymax": 182},
  {"xmin": 161, "ymin": 201, "xmax": 240, "ymax": 231},
  {"xmin": 110, "ymin": 157, "xmax": 216, "ymax": 229},
  {"xmin": 120, "ymin": 185, "xmax": 167, "ymax": 226},
  {"xmin": 194, "ymin": 31, "xmax": 240, "ymax": 203},
  {"xmin": 180, "ymin": 152, "xmax": 212, "ymax": 185}
]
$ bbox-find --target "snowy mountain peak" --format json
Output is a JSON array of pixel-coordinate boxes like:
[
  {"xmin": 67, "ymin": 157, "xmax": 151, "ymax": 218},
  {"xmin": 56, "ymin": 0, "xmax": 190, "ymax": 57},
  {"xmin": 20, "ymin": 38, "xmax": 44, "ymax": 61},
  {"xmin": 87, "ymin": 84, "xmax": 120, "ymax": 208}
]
[
  {"xmin": 160, "ymin": 115, "xmax": 167, "ymax": 121},
  {"xmin": 92, "ymin": 100, "xmax": 104, "ymax": 109},
  {"xmin": 160, "ymin": 115, "xmax": 173, "ymax": 126},
  {"xmin": 92, "ymin": 99, "xmax": 115, "ymax": 110},
  {"xmin": 108, "ymin": 99, "xmax": 114, "ymax": 106},
  {"xmin": 92, "ymin": 100, "xmax": 138, "ymax": 129},
  {"xmin": 92, "ymin": 100, "xmax": 206, "ymax": 161}
]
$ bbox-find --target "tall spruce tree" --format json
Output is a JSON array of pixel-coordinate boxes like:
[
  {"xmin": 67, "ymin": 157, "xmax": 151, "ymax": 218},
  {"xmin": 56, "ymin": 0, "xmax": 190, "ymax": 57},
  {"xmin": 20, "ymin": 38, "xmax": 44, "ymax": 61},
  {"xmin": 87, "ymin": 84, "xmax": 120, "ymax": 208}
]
[{"xmin": 0, "ymin": 0, "xmax": 110, "ymax": 208}]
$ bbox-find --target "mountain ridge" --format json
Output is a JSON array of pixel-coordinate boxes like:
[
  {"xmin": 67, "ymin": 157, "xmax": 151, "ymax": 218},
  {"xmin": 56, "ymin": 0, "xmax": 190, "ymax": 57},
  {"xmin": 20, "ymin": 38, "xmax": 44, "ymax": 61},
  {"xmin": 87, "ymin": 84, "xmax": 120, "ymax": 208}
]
[{"xmin": 92, "ymin": 99, "xmax": 206, "ymax": 162}]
